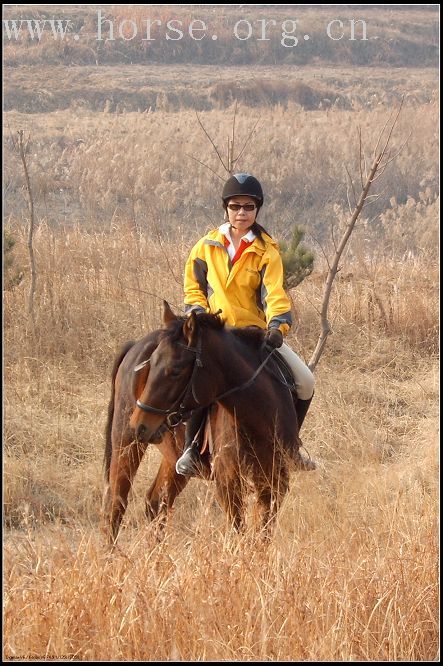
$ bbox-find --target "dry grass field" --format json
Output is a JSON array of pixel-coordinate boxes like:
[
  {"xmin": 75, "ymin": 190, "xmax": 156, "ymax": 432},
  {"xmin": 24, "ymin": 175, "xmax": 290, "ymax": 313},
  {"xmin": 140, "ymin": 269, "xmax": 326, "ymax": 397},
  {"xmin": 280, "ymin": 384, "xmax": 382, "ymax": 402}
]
[
  {"xmin": 3, "ymin": 3, "xmax": 439, "ymax": 662},
  {"xmin": 3, "ymin": 226, "xmax": 439, "ymax": 661}
]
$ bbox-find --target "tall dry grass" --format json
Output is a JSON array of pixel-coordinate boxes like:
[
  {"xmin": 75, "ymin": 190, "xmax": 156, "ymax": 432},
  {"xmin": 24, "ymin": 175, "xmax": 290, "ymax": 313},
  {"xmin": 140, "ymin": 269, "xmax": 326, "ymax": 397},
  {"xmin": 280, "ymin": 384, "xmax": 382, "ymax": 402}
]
[
  {"xmin": 3, "ymin": 100, "xmax": 439, "ymax": 248},
  {"xmin": 3, "ymin": 221, "xmax": 439, "ymax": 660}
]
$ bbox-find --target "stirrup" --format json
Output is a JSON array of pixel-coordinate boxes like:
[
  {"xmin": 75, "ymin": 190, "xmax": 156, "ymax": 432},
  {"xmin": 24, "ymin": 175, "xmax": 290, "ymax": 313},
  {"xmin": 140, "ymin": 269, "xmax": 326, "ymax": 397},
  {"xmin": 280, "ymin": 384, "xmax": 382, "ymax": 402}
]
[{"xmin": 175, "ymin": 442, "xmax": 202, "ymax": 477}]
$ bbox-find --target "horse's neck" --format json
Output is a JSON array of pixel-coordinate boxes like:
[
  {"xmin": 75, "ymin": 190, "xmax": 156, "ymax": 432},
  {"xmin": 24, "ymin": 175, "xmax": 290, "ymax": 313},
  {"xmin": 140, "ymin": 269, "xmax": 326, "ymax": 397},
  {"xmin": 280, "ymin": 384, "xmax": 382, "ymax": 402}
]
[
  {"xmin": 217, "ymin": 334, "xmax": 256, "ymax": 385},
  {"xmin": 214, "ymin": 335, "xmax": 296, "ymax": 445},
  {"xmin": 215, "ymin": 337, "xmax": 266, "ymax": 411}
]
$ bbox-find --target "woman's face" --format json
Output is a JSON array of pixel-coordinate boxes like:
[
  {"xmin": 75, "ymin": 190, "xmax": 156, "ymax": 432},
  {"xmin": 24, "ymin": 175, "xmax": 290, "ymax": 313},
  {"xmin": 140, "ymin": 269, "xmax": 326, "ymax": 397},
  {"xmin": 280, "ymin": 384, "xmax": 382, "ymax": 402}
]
[{"xmin": 226, "ymin": 195, "xmax": 258, "ymax": 234}]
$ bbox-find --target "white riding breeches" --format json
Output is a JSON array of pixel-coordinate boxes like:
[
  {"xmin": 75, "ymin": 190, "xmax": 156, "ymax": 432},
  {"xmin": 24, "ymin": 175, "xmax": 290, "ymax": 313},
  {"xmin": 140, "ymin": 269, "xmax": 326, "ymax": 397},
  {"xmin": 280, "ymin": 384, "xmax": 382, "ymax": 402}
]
[{"xmin": 278, "ymin": 342, "xmax": 315, "ymax": 401}]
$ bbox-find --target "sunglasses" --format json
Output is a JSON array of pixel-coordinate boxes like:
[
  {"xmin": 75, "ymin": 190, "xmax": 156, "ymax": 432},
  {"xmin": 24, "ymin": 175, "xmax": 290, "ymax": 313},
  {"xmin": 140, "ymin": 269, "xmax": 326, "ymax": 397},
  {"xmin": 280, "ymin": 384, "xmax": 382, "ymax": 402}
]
[{"xmin": 227, "ymin": 203, "xmax": 257, "ymax": 212}]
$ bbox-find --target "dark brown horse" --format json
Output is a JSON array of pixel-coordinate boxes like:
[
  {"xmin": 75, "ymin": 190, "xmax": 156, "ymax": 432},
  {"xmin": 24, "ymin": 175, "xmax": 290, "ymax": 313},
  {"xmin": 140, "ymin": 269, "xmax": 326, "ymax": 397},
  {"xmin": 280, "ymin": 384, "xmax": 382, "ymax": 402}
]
[{"xmin": 102, "ymin": 301, "xmax": 302, "ymax": 543}]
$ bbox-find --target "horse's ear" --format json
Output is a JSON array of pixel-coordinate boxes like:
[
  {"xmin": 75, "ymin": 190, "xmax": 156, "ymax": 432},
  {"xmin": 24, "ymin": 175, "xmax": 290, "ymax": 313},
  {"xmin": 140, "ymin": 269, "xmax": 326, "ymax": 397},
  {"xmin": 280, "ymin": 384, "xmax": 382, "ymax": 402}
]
[
  {"xmin": 163, "ymin": 300, "xmax": 177, "ymax": 327},
  {"xmin": 183, "ymin": 310, "xmax": 198, "ymax": 346}
]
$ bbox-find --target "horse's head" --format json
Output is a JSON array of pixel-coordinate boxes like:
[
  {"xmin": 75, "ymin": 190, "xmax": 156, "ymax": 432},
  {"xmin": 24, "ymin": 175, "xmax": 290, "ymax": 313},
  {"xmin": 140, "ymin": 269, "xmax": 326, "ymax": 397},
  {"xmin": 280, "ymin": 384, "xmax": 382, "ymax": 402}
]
[{"xmin": 129, "ymin": 302, "xmax": 202, "ymax": 443}]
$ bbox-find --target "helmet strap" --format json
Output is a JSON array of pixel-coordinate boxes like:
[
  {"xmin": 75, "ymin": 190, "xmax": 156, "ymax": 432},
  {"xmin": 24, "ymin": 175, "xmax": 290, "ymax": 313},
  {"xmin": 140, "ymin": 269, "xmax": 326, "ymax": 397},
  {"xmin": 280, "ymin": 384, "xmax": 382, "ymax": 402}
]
[{"xmin": 230, "ymin": 223, "xmax": 254, "ymax": 231}]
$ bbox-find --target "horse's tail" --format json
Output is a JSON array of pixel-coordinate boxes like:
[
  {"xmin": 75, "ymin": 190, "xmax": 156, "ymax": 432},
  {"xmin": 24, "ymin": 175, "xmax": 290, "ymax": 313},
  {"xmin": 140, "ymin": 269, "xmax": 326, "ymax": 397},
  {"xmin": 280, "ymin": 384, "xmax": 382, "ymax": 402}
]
[{"xmin": 104, "ymin": 341, "xmax": 135, "ymax": 483}]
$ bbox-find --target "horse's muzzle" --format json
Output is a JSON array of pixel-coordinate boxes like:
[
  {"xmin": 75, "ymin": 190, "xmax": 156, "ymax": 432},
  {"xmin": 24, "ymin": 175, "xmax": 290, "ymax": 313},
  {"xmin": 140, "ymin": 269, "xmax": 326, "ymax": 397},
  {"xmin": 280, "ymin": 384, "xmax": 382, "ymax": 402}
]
[{"xmin": 136, "ymin": 423, "xmax": 166, "ymax": 444}]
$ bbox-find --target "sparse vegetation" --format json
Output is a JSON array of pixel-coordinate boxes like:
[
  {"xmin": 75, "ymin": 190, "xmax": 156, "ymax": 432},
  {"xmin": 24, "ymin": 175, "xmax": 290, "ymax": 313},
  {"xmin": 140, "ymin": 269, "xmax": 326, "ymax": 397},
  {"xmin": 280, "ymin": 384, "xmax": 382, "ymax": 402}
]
[
  {"xmin": 3, "ymin": 229, "xmax": 23, "ymax": 290},
  {"xmin": 3, "ymin": 4, "xmax": 439, "ymax": 662}
]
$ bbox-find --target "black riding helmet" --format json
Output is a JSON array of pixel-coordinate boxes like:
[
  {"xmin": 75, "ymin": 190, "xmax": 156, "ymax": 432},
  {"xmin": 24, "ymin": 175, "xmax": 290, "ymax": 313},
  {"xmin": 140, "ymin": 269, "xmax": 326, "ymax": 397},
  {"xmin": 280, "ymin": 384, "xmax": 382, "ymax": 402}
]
[{"xmin": 222, "ymin": 173, "xmax": 264, "ymax": 209}]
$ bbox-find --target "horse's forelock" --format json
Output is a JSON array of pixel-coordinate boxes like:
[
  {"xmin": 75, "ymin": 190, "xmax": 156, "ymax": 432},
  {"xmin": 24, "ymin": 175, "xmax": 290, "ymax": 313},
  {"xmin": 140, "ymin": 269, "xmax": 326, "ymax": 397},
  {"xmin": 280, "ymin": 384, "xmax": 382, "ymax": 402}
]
[{"xmin": 160, "ymin": 316, "xmax": 187, "ymax": 344}]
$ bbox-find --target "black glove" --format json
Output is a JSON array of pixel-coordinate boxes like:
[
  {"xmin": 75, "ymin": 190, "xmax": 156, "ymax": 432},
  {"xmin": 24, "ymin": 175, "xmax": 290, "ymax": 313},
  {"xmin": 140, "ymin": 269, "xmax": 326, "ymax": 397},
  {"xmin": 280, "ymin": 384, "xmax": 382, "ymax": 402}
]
[{"xmin": 264, "ymin": 328, "xmax": 283, "ymax": 349}]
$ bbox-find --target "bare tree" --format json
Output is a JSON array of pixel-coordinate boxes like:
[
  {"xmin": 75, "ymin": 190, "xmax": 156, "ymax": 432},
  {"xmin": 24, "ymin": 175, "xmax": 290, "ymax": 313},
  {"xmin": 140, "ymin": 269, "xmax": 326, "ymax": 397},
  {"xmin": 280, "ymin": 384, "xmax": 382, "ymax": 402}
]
[
  {"xmin": 188, "ymin": 102, "xmax": 260, "ymax": 178},
  {"xmin": 308, "ymin": 99, "xmax": 407, "ymax": 371},
  {"xmin": 11, "ymin": 129, "xmax": 37, "ymax": 332}
]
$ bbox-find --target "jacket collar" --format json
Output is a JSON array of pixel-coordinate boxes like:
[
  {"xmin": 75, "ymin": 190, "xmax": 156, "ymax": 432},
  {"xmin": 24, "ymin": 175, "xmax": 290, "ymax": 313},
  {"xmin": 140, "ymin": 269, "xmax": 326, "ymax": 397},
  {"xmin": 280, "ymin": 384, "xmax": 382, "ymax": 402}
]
[
  {"xmin": 219, "ymin": 222, "xmax": 256, "ymax": 245},
  {"xmin": 210, "ymin": 225, "xmax": 275, "ymax": 255}
]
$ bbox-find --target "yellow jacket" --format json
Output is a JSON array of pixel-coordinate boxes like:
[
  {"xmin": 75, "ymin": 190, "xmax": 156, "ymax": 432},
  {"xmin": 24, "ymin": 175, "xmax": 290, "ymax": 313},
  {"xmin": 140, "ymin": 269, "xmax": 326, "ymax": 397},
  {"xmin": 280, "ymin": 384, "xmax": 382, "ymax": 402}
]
[{"xmin": 184, "ymin": 227, "xmax": 292, "ymax": 335}]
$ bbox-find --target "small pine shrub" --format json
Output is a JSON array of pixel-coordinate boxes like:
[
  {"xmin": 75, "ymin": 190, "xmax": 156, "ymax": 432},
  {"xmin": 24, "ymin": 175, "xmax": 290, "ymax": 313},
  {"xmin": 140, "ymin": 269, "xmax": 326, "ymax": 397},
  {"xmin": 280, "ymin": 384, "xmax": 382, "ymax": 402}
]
[{"xmin": 280, "ymin": 225, "xmax": 314, "ymax": 288}]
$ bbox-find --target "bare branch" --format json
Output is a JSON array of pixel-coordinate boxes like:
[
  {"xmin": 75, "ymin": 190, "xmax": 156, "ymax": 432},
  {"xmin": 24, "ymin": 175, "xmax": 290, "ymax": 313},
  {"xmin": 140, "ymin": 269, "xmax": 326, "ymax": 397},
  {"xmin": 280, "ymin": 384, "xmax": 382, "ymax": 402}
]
[
  {"xmin": 344, "ymin": 164, "xmax": 358, "ymax": 209},
  {"xmin": 382, "ymin": 132, "xmax": 412, "ymax": 167},
  {"xmin": 358, "ymin": 126, "xmax": 364, "ymax": 188},
  {"xmin": 17, "ymin": 130, "xmax": 37, "ymax": 334},
  {"xmin": 227, "ymin": 136, "xmax": 231, "ymax": 173},
  {"xmin": 372, "ymin": 107, "xmax": 396, "ymax": 160},
  {"xmin": 7, "ymin": 119, "xmax": 19, "ymax": 150},
  {"xmin": 360, "ymin": 190, "xmax": 384, "ymax": 209},
  {"xmin": 192, "ymin": 104, "xmax": 259, "ymax": 178},
  {"xmin": 330, "ymin": 216, "xmax": 338, "ymax": 254},
  {"xmin": 148, "ymin": 216, "xmax": 182, "ymax": 288},
  {"xmin": 308, "ymin": 100, "xmax": 405, "ymax": 371},
  {"xmin": 230, "ymin": 101, "xmax": 238, "ymax": 173},
  {"xmin": 372, "ymin": 169, "xmax": 388, "ymax": 182},
  {"xmin": 377, "ymin": 96, "xmax": 405, "ymax": 161},
  {"xmin": 233, "ymin": 116, "xmax": 260, "ymax": 164},
  {"xmin": 116, "ymin": 280, "xmax": 185, "ymax": 314},
  {"xmin": 364, "ymin": 193, "xmax": 382, "ymax": 200},
  {"xmin": 364, "ymin": 213, "xmax": 382, "ymax": 227},
  {"xmin": 300, "ymin": 290, "xmax": 323, "ymax": 318},
  {"xmin": 384, "ymin": 147, "xmax": 393, "ymax": 164},
  {"xmin": 195, "ymin": 111, "xmax": 229, "ymax": 173},
  {"xmin": 185, "ymin": 153, "xmax": 225, "ymax": 182},
  {"xmin": 308, "ymin": 232, "xmax": 332, "ymax": 271},
  {"xmin": 345, "ymin": 185, "xmax": 353, "ymax": 215},
  {"xmin": 361, "ymin": 195, "xmax": 382, "ymax": 209}
]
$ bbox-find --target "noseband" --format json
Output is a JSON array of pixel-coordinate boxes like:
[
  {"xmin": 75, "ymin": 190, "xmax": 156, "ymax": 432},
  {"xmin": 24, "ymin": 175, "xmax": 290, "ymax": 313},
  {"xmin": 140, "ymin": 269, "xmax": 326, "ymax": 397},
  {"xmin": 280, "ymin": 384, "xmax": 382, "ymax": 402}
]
[
  {"xmin": 135, "ymin": 333, "xmax": 279, "ymax": 427},
  {"xmin": 136, "ymin": 339, "xmax": 203, "ymax": 427}
]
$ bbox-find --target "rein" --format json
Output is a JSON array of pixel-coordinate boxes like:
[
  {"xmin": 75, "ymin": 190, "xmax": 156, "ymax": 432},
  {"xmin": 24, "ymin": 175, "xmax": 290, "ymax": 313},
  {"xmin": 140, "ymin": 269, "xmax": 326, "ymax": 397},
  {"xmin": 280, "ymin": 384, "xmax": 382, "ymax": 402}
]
[
  {"xmin": 213, "ymin": 347, "xmax": 277, "ymax": 401},
  {"xmin": 135, "ymin": 333, "xmax": 279, "ymax": 426}
]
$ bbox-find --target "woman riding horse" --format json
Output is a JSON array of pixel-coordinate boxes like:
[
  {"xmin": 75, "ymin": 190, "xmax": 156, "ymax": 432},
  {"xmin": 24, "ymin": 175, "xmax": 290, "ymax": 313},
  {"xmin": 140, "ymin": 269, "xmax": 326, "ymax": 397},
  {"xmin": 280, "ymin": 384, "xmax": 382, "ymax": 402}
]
[
  {"xmin": 102, "ymin": 173, "xmax": 317, "ymax": 543},
  {"xmin": 176, "ymin": 173, "xmax": 317, "ymax": 476}
]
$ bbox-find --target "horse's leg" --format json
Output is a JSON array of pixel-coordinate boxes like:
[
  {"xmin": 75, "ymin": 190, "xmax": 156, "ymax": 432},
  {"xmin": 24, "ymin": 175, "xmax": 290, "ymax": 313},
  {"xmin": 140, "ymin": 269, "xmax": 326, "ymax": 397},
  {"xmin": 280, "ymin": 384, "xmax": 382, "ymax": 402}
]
[
  {"xmin": 102, "ymin": 436, "xmax": 147, "ymax": 544},
  {"xmin": 214, "ymin": 475, "xmax": 245, "ymax": 532},
  {"xmin": 256, "ymin": 460, "xmax": 289, "ymax": 537},
  {"xmin": 145, "ymin": 458, "xmax": 189, "ymax": 526},
  {"xmin": 145, "ymin": 427, "xmax": 189, "ymax": 529},
  {"xmin": 209, "ymin": 406, "xmax": 245, "ymax": 532}
]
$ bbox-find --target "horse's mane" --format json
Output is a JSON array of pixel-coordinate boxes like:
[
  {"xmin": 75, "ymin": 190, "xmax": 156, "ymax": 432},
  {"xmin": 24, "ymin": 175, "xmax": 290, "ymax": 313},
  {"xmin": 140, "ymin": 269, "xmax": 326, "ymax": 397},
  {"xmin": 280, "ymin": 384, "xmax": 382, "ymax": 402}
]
[
  {"xmin": 231, "ymin": 326, "xmax": 265, "ymax": 349},
  {"xmin": 161, "ymin": 312, "xmax": 265, "ymax": 349},
  {"xmin": 161, "ymin": 311, "xmax": 224, "ymax": 343}
]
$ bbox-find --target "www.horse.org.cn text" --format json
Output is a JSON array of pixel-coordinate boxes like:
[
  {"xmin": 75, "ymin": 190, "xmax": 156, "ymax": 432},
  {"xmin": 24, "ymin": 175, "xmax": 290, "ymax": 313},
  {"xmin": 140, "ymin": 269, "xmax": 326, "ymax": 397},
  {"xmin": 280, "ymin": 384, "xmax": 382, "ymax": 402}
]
[{"xmin": 3, "ymin": 12, "xmax": 370, "ymax": 46}]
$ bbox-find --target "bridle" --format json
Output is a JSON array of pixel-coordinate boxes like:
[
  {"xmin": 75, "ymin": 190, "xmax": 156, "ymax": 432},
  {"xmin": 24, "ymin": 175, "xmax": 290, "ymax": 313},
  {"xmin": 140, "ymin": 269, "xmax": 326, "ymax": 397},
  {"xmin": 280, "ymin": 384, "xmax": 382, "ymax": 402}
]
[{"xmin": 135, "ymin": 333, "xmax": 280, "ymax": 428}]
